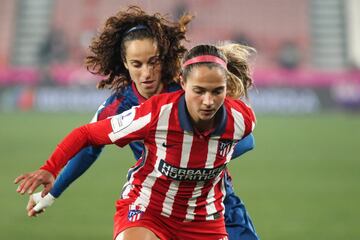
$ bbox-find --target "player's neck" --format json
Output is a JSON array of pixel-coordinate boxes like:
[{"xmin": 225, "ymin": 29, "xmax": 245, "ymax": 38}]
[{"xmin": 193, "ymin": 119, "xmax": 215, "ymax": 133}]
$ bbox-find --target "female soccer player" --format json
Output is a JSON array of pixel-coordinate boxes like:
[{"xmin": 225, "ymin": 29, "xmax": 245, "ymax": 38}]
[
  {"xmin": 15, "ymin": 6, "xmax": 258, "ymax": 240},
  {"xmin": 16, "ymin": 43, "xmax": 256, "ymax": 239}
]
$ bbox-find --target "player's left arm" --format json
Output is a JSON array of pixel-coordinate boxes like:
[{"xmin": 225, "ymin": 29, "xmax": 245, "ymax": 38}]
[{"xmin": 231, "ymin": 133, "xmax": 255, "ymax": 159}]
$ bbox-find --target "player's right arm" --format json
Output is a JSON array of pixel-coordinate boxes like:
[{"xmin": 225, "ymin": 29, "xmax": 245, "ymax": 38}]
[
  {"xmin": 15, "ymin": 102, "xmax": 152, "ymax": 196},
  {"xmin": 48, "ymin": 97, "xmax": 113, "ymax": 199},
  {"xmin": 50, "ymin": 146, "xmax": 103, "ymax": 197},
  {"xmin": 17, "ymin": 95, "xmax": 138, "ymax": 216},
  {"xmin": 24, "ymin": 146, "xmax": 104, "ymax": 216}
]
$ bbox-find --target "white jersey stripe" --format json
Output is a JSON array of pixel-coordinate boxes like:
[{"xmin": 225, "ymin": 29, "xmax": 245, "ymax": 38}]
[
  {"xmin": 231, "ymin": 108, "xmax": 246, "ymax": 139},
  {"xmin": 185, "ymin": 181, "xmax": 204, "ymax": 221},
  {"xmin": 205, "ymin": 173, "xmax": 223, "ymax": 220},
  {"xmin": 180, "ymin": 133, "xmax": 193, "ymax": 168},
  {"xmin": 205, "ymin": 138, "xmax": 219, "ymax": 168},
  {"xmin": 108, "ymin": 113, "xmax": 151, "ymax": 142},
  {"xmin": 134, "ymin": 103, "xmax": 173, "ymax": 209},
  {"xmin": 205, "ymin": 186, "xmax": 216, "ymax": 220},
  {"xmin": 229, "ymin": 108, "xmax": 247, "ymax": 164},
  {"xmin": 219, "ymin": 176, "xmax": 227, "ymax": 216},
  {"xmin": 161, "ymin": 181, "xmax": 180, "ymax": 217},
  {"xmin": 162, "ymin": 132, "xmax": 193, "ymax": 217},
  {"xmin": 203, "ymin": 138, "xmax": 219, "ymax": 217}
]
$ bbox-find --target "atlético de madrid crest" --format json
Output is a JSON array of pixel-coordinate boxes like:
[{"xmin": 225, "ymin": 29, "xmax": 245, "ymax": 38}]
[
  {"xmin": 127, "ymin": 204, "xmax": 146, "ymax": 222},
  {"xmin": 218, "ymin": 140, "xmax": 234, "ymax": 157}
]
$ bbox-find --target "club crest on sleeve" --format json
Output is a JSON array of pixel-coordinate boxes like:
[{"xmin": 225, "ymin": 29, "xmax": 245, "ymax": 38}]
[
  {"xmin": 127, "ymin": 204, "xmax": 146, "ymax": 222},
  {"xmin": 218, "ymin": 140, "xmax": 234, "ymax": 157},
  {"xmin": 111, "ymin": 108, "xmax": 135, "ymax": 133}
]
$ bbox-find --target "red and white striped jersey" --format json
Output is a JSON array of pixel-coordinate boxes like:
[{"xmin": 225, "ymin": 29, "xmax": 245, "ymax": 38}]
[{"xmin": 41, "ymin": 90, "xmax": 255, "ymax": 221}]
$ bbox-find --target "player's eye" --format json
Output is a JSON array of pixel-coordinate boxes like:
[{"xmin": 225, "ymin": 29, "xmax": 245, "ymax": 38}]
[
  {"xmin": 212, "ymin": 89, "xmax": 224, "ymax": 95},
  {"xmin": 132, "ymin": 62, "xmax": 142, "ymax": 68},
  {"xmin": 149, "ymin": 57, "xmax": 160, "ymax": 66},
  {"xmin": 193, "ymin": 88, "xmax": 204, "ymax": 95}
]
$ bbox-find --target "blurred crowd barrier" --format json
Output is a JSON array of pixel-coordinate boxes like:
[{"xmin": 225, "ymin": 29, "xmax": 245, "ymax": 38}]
[
  {"xmin": 1, "ymin": 67, "xmax": 360, "ymax": 113},
  {"xmin": 0, "ymin": 65, "xmax": 100, "ymax": 86},
  {"xmin": 2, "ymin": 66, "xmax": 360, "ymax": 87}
]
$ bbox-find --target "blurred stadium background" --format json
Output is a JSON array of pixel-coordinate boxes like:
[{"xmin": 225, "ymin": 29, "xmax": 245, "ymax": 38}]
[{"xmin": 1, "ymin": 0, "xmax": 359, "ymax": 239}]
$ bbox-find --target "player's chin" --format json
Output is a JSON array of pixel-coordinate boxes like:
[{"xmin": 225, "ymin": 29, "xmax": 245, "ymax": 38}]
[{"xmin": 199, "ymin": 111, "xmax": 216, "ymax": 120}]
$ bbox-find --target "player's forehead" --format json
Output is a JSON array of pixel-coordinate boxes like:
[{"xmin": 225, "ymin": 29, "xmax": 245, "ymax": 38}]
[
  {"xmin": 124, "ymin": 38, "xmax": 159, "ymax": 61},
  {"xmin": 186, "ymin": 65, "xmax": 226, "ymax": 88}
]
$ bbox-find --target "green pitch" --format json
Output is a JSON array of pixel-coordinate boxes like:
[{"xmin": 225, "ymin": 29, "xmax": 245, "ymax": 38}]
[{"xmin": 1, "ymin": 112, "xmax": 360, "ymax": 239}]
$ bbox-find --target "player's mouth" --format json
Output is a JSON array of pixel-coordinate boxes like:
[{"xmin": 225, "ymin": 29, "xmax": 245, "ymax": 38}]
[
  {"xmin": 199, "ymin": 109, "xmax": 215, "ymax": 117},
  {"xmin": 141, "ymin": 80, "xmax": 156, "ymax": 88}
]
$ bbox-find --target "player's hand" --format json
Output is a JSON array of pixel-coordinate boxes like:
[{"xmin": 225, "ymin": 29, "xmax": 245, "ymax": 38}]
[
  {"xmin": 27, "ymin": 192, "xmax": 55, "ymax": 217},
  {"xmin": 14, "ymin": 169, "xmax": 55, "ymax": 196},
  {"xmin": 26, "ymin": 192, "xmax": 40, "ymax": 216}
]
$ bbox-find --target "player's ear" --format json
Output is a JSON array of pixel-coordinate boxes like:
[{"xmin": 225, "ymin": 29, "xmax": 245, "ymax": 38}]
[
  {"xmin": 123, "ymin": 61, "xmax": 129, "ymax": 70},
  {"xmin": 180, "ymin": 75, "xmax": 186, "ymax": 90},
  {"xmin": 122, "ymin": 55, "xmax": 129, "ymax": 70}
]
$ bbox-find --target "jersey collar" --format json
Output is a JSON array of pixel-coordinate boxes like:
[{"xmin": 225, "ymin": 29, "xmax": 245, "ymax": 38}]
[{"xmin": 178, "ymin": 95, "xmax": 227, "ymax": 136}]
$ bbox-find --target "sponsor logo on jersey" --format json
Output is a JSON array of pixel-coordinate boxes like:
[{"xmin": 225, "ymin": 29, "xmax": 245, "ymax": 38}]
[
  {"xmin": 127, "ymin": 204, "xmax": 146, "ymax": 222},
  {"xmin": 158, "ymin": 159, "xmax": 226, "ymax": 181}
]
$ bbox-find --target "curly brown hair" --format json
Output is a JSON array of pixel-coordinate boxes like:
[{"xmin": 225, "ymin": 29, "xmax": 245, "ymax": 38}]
[{"xmin": 85, "ymin": 6, "xmax": 193, "ymax": 93}]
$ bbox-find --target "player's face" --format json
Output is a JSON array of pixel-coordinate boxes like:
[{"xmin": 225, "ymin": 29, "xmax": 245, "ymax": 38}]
[
  {"xmin": 181, "ymin": 65, "xmax": 227, "ymax": 131},
  {"xmin": 124, "ymin": 38, "xmax": 163, "ymax": 99}
]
